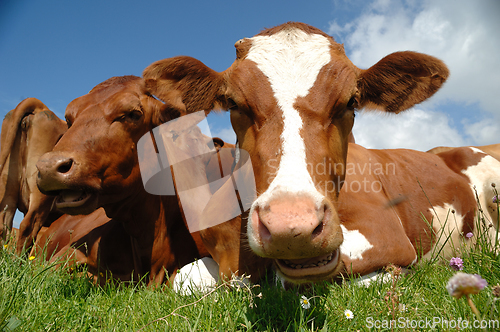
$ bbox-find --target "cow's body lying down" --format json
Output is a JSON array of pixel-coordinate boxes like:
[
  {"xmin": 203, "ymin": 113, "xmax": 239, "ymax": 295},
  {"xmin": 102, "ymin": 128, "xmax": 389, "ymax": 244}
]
[
  {"xmin": 143, "ymin": 22, "xmax": 499, "ymax": 285},
  {"xmin": 194, "ymin": 143, "xmax": 500, "ymax": 286}
]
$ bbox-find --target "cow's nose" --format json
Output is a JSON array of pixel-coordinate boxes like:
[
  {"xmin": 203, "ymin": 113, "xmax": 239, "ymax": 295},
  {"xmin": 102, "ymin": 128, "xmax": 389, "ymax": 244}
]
[
  {"xmin": 37, "ymin": 154, "xmax": 75, "ymax": 192},
  {"xmin": 250, "ymin": 195, "xmax": 339, "ymax": 259}
]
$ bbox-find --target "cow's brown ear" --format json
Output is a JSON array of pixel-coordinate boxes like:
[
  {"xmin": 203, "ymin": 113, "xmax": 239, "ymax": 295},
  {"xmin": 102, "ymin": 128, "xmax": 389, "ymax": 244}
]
[
  {"xmin": 152, "ymin": 90, "xmax": 187, "ymax": 125},
  {"xmin": 143, "ymin": 56, "xmax": 225, "ymax": 113},
  {"xmin": 357, "ymin": 51, "xmax": 449, "ymax": 114}
]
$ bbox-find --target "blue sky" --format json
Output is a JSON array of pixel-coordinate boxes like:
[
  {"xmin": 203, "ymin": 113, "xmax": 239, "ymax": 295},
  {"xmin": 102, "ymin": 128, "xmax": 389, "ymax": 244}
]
[
  {"xmin": 0, "ymin": 0, "xmax": 354, "ymax": 143},
  {"xmin": 1, "ymin": 0, "xmax": 499, "ymax": 226}
]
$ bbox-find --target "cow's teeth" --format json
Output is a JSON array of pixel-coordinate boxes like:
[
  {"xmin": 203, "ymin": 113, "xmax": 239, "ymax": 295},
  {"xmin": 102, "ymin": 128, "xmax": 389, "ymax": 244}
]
[{"xmin": 282, "ymin": 251, "xmax": 337, "ymax": 269}]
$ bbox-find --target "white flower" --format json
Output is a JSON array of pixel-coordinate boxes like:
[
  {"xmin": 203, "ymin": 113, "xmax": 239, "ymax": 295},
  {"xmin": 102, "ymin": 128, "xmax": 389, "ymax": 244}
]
[
  {"xmin": 344, "ymin": 309, "xmax": 354, "ymax": 319},
  {"xmin": 300, "ymin": 295, "xmax": 311, "ymax": 309}
]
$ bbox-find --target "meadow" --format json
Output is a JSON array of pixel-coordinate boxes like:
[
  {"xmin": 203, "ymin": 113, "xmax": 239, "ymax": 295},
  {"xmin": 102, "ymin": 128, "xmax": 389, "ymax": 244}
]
[{"xmin": 1, "ymin": 207, "xmax": 499, "ymax": 331}]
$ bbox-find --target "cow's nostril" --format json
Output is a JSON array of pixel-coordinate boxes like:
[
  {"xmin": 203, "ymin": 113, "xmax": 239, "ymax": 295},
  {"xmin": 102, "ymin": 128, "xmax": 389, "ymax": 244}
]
[
  {"xmin": 312, "ymin": 221, "xmax": 324, "ymax": 238},
  {"xmin": 57, "ymin": 159, "xmax": 73, "ymax": 174},
  {"xmin": 256, "ymin": 207, "xmax": 272, "ymax": 242}
]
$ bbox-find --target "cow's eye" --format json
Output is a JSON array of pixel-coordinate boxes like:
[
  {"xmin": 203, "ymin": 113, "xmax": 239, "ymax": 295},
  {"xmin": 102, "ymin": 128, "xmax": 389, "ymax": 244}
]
[
  {"xmin": 65, "ymin": 118, "xmax": 72, "ymax": 128},
  {"xmin": 116, "ymin": 109, "xmax": 143, "ymax": 123},
  {"xmin": 346, "ymin": 96, "xmax": 357, "ymax": 109},
  {"xmin": 127, "ymin": 110, "xmax": 143, "ymax": 121},
  {"xmin": 227, "ymin": 98, "xmax": 238, "ymax": 111}
]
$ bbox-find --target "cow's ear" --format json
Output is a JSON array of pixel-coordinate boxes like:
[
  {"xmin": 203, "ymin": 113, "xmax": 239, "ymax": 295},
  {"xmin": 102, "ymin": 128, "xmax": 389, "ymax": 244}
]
[
  {"xmin": 152, "ymin": 90, "xmax": 187, "ymax": 125},
  {"xmin": 143, "ymin": 56, "xmax": 225, "ymax": 113},
  {"xmin": 357, "ymin": 51, "xmax": 449, "ymax": 114}
]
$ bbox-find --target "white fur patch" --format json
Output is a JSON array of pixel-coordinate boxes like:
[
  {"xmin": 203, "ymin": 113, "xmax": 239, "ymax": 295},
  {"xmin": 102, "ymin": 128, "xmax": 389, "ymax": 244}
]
[
  {"xmin": 173, "ymin": 257, "xmax": 219, "ymax": 295},
  {"xmin": 423, "ymin": 203, "xmax": 465, "ymax": 260},
  {"xmin": 246, "ymin": 28, "xmax": 332, "ymax": 208},
  {"xmin": 349, "ymin": 272, "xmax": 392, "ymax": 287},
  {"xmin": 340, "ymin": 225, "xmax": 374, "ymax": 260},
  {"xmin": 462, "ymin": 148, "xmax": 500, "ymax": 226}
]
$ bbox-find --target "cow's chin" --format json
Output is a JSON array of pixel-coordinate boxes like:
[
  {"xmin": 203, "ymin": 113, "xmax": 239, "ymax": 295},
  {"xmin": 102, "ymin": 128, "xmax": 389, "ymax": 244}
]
[
  {"xmin": 274, "ymin": 249, "xmax": 342, "ymax": 284},
  {"xmin": 54, "ymin": 190, "xmax": 99, "ymax": 215}
]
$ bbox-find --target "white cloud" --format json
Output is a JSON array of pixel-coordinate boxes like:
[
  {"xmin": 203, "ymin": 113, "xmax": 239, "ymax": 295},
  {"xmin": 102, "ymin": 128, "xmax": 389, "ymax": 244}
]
[
  {"xmin": 206, "ymin": 112, "xmax": 237, "ymax": 145},
  {"xmin": 352, "ymin": 108, "xmax": 466, "ymax": 151},
  {"xmin": 329, "ymin": 0, "xmax": 500, "ymax": 149},
  {"xmin": 463, "ymin": 118, "xmax": 500, "ymax": 146}
]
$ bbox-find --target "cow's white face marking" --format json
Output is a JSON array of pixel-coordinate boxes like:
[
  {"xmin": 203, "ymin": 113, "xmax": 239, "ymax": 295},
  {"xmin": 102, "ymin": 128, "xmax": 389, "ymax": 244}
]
[
  {"xmin": 340, "ymin": 225, "xmax": 373, "ymax": 260},
  {"xmin": 246, "ymin": 28, "xmax": 332, "ymax": 208}
]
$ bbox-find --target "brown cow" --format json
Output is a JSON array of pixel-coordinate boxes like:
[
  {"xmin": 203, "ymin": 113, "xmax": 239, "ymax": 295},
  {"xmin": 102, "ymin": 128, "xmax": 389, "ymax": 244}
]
[
  {"xmin": 141, "ymin": 22, "xmax": 471, "ymax": 284},
  {"xmin": 34, "ymin": 133, "xmax": 233, "ymax": 286},
  {"xmin": 36, "ymin": 76, "xmax": 212, "ymax": 285},
  {"xmin": 0, "ymin": 98, "xmax": 66, "ymax": 253}
]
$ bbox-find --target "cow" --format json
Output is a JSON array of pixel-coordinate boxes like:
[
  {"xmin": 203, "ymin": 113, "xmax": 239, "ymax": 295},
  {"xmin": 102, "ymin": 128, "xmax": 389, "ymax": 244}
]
[
  {"xmin": 427, "ymin": 144, "xmax": 500, "ymax": 232},
  {"xmin": 428, "ymin": 144, "xmax": 500, "ymax": 162},
  {"xmin": 36, "ymin": 75, "xmax": 213, "ymax": 285},
  {"xmin": 195, "ymin": 141, "xmax": 500, "ymax": 287},
  {"xmin": 34, "ymin": 132, "xmax": 238, "ymax": 286},
  {"xmin": 0, "ymin": 98, "xmax": 66, "ymax": 254},
  {"xmin": 141, "ymin": 21, "xmax": 498, "ymax": 285}
]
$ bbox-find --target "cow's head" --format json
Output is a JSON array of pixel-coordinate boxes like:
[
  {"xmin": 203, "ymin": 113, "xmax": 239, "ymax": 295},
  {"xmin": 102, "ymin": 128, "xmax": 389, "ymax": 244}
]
[
  {"xmin": 36, "ymin": 76, "xmax": 190, "ymax": 216},
  {"xmin": 143, "ymin": 22, "xmax": 449, "ymax": 283}
]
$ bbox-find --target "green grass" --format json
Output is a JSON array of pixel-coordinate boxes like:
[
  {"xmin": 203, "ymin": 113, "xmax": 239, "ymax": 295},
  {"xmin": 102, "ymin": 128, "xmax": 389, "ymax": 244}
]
[{"xmin": 1, "ymin": 205, "xmax": 499, "ymax": 331}]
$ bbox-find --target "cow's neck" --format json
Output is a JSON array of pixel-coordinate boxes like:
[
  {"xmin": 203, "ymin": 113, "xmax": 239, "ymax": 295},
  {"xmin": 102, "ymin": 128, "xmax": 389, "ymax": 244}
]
[
  {"xmin": 171, "ymin": 156, "xmax": 213, "ymax": 233},
  {"xmin": 103, "ymin": 189, "xmax": 177, "ymax": 253}
]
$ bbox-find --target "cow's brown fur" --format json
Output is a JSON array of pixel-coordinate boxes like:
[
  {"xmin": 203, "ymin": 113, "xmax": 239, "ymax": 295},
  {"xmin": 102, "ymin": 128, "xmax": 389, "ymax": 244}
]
[
  {"xmin": 36, "ymin": 76, "xmax": 210, "ymax": 285},
  {"xmin": 0, "ymin": 98, "xmax": 66, "ymax": 253}
]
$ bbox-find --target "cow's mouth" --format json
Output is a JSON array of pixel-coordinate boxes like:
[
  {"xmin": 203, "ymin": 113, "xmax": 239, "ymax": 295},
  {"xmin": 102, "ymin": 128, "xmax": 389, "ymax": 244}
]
[
  {"xmin": 275, "ymin": 249, "xmax": 341, "ymax": 282},
  {"xmin": 54, "ymin": 190, "xmax": 98, "ymax": 214}
]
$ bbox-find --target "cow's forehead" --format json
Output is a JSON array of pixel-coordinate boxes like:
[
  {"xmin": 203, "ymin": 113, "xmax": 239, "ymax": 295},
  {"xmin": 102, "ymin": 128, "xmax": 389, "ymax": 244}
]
[
  {"xmin": 246, "ymin": 29, "xmax": 332, "ymax": 103},
  {"xmin": 67, "ymin": 87, "xmax": 143, "ymax": 120}
]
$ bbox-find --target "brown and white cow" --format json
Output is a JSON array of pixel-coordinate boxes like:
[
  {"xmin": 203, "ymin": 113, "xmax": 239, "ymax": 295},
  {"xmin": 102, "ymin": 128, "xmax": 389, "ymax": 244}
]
[
  {"xmin": 428, "ymin": 144, "xmax": 500, "ymax": 232},
  {"xmin": 196, "ymin": 141, "xmax": 500, "ymax": 286},
  {"xmin": 141, "ymin": 22, "xmax": 469, "ymax": 284},
  {"xmin": 36, "ymin": 76, "xmax": 212, "ymax": 285},
  {"xmin": 428, "ymin": 144, "xmax": 500, "ymax": 163},
  {"xmin": 0, "ymin": 98, "xmax": 66, "ymax": 253}
]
